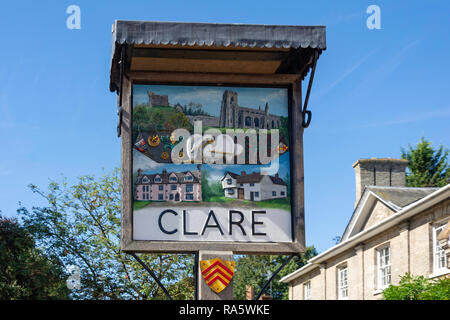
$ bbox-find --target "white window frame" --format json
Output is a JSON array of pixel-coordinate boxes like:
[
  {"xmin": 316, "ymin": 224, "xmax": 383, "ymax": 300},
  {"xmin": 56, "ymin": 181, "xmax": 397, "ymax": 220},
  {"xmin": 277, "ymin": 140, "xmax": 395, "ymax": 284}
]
[
  {"xmin": 377, "ymin": 245, "xmax": 391, "ymax": 289},
  {"xmin": 303, "ymin": 282, "xmax": 311, "ymax": 300},
  {"xmin": 433, "ymin": 222, "xmax": 449, "ymax": 274},
  {"xmin": 185, "ymin": 193, "xmax": 194, "ymax": 200},
  {"xmin": 337, "ymin": 266, "xmax": 348, "ymax": 300}
]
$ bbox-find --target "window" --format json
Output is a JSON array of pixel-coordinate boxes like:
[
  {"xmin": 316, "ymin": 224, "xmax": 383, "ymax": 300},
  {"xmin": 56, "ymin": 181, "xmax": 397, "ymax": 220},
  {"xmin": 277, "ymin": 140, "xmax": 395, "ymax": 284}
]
[
  {"xmin": 304, "ymin": 282, "xmax": 311, "ymax": 300},
  {"xmin": 186, "ymin": 184, "xmax": 193, "ymax": 193},
  {"xmin": 377, "ymin": 246, "xmax": 391, "ymax": 289},
  {"xmin": 227, "ymin": 188, "xmax": 234, "ymax": 194},
  {"xmin": 254, "ymin": 192, "xmax": 259, "ymax": 197},
  {"xmin": 281, "ymin": 191, "xmax": 285, "ymax": 196},
  {"xmin": 227, "ymin": 178, "xmax": 232, "ymax": 185},
  {"xmin": 154, "ymin": 176, "xmax": 162, "ymax": 183},
  {"xmin": 169, "ymin": 175, "xmax": 177, "ymax": 182},
  {"xmin": 169, "ymin": 194, "xmax": 174, "ymax": 200},
  {"xmin": 433, "ymin": 222, "xmax": 448, "ymax": 273},
  {"xmin": 142, "ymin": 176, "xmax": 149, "ymax": 183},
  {"xmin": 272, "ymin": 191, "xmax": 276, "ymax": 196},
  {"xmin": 337, "ymin": 266, "xmax": 348, "ymax": 300},
  {"xmin": 250, "ymin": 183, "xmax": 255, "ymax": 187},
  {"xmin": 240, "ymin": 184, "xmax": 243, "ymax": 187},
  {"xmin": 184, "ymin": 175, "xmax": 193, "ymax": 181},
  {"xmin": 171, "ymin": 185, "xmax": 177, "ymax": 190},
  {"xmin": 159, "ymin": 185, "xmax": 164, "ymax": 191},
  {"xmin": 186, "ymin": 194, "xmax": 194, "ymax": 200},
  {"xmin": 158, "ymin": 194, "xmax": 164, "ymax": 200}
]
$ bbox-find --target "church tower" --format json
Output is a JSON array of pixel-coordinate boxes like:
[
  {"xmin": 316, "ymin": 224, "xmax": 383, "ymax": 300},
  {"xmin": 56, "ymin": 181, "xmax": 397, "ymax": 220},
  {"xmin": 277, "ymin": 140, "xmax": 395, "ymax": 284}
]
[{"xmin": 219, "ymin": 90, "xmax": 239, "ymax": 128}]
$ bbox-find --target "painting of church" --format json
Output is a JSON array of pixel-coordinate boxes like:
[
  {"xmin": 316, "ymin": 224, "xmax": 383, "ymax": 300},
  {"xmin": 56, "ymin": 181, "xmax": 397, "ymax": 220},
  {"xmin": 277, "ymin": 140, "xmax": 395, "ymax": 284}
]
[
  {"xmin": 221, "ymin": 171, "xmax": 287, "ymax": 201},
  {"xmin": 219, "ymin": 90, "xmax": 281, "ymax": 129},
  {"xmin": 135, "ymin": 168, "xmax": 202, "ymax": 202}
]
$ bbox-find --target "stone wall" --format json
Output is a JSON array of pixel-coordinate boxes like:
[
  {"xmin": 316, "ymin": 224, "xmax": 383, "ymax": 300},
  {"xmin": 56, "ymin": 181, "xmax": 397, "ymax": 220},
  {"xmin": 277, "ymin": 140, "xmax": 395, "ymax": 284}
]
[{"xmin": 288, "ymin": 197, "xmax": 450, "ymax": 300}]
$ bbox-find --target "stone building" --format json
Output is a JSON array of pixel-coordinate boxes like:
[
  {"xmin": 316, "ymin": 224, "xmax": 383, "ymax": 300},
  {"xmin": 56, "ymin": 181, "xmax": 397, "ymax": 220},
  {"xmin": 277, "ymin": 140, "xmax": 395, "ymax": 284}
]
[
  {"xmin": 281, "ymin": 158, "xmax": 450, "ymax": 300},
  {"xmin": 148, "ymin": 90, "xmax": 169, "ymax": 107},
  {"xmin": 219, "ymin": 90, "xmax": 281, "ymax": 129}
]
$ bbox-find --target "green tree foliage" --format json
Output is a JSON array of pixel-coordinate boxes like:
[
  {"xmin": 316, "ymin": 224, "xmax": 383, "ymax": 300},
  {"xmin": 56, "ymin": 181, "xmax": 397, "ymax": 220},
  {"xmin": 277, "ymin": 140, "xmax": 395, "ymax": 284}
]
[
  {"xmin": 201, "ymin": 169, "xmax": 223, "ymax": 200},
  {"xmin": 149, "ymin": 109, "xmax": 164, "ymax": 131},
  {"xmin": 133, "ymin": 104, "xmax": 152, "ymax": 131},
  {"xmin": 279, "ymin": 116, "xmax": 289, "ymax": 146},
  {"xmin": 18, "ymin": 169, "xmax": 194, "ymax": 300},
  {"xmin": 167, "ymin": 112, "xmax": 193, "ymax": 132},
  {"xmin": 233, "ymin": 246, "xmax": 318, "ymax": 300},
  {"xmin": 401, "ymin": 137, "xmax": 450, "ymax": 187},
  {"xmin": 0, "ymin": 214, "xmax": 70, "ymax": 299},
  {"xmin": 180, "ymin": 102, "xmax": 211, "ymax": 116},
  {"xmin": 383, "ymin": 273, "xmax": 450, "ymax": 300}
]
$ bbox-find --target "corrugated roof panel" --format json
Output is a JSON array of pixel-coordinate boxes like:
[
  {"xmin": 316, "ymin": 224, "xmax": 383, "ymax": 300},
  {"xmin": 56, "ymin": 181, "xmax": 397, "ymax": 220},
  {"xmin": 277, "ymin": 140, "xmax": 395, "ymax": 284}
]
[{"xmin": 112, "ymin": 20, "xmax": 326, "ymax": 49}]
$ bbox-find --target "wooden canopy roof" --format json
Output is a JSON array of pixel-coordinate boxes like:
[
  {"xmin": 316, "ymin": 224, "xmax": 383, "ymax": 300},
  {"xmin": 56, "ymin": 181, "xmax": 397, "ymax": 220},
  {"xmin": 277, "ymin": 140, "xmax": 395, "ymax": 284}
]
[{"xmin": 109, "ymin": 20, "xmax": 326, "ymax": 92}]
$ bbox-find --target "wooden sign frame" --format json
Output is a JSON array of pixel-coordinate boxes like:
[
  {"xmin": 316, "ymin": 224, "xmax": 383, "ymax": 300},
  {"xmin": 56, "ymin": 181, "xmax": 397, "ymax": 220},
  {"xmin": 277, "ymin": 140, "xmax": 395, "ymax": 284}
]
[{"xmin": 120, "ymin": 71, "xmax": 305, "ymax": 254}]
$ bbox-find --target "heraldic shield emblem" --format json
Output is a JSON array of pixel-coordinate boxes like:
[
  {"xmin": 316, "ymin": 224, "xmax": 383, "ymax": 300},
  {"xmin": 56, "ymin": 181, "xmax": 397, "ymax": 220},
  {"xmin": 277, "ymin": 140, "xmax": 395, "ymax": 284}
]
[{"xmin": 200, "ymin": 258, "xmax": 236, "ymax": 294}]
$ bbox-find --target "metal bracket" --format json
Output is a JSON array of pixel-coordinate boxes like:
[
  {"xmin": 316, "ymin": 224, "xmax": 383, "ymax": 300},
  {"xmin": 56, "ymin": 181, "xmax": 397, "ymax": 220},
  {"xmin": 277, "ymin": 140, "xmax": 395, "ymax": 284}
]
[
  {"xmin": 301, "ymin": 50, "xmax": 319, "ymax": 128},
  {"xmin": 254, "ymin": 254, "xmax": 300, "ymax": 300},
  {"xmin": 117, "ymin": 45, "xmax": 126, "ymax": 138},
  {"xmin": 128, "ymin": 252, "xmax": 173, "ymax": 300}
]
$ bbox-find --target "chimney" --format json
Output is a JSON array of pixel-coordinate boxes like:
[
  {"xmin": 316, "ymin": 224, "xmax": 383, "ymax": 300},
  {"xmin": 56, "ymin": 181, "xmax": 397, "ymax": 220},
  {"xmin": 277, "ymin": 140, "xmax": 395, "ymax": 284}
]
[
  {"xmin": 241, "ymin": 171, "xmax": 246, "ymax": 176},
  {"xmin": 275, "ymin": 173, "xmax": 279, "ymax": 179},
  {"xmin": 353, "ymin": 158, "xmax": 408, "ymax": 206}
]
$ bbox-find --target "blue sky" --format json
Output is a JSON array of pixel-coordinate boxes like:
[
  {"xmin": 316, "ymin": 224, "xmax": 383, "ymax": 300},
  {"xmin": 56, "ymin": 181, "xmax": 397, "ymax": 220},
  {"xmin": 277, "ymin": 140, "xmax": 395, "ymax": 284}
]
[{"xmin": 1, "ymin": 1, "xmax": 449, "ymax": 253}]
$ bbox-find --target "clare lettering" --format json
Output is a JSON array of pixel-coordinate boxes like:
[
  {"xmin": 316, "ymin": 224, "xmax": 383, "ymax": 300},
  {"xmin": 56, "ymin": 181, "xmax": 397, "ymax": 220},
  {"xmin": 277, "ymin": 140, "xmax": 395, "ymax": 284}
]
[
  {"xmin": 158, "ymin": 209, "xmax": 178, "ymax": 234},
  {"xmin": 251, "ymin": 210, "xmax": 266, "ymax": 236},
  {"xmin": 229, "ymin": 210, "xmax": 246, "ymax": 235},
  {"xmin": 201, "ymin": 210, "xmax": 224, "ymax": 235},
  {"xmin": 183, "ymin": 210, "xmax": 198, "ymax": 235}
]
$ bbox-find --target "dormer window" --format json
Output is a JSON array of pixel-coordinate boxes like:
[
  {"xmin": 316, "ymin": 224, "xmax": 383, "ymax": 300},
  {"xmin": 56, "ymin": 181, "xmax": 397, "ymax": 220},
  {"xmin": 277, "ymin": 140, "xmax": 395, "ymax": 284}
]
[
  {"xmin": 184, "ymin": 174, "xmax": 193, "ymax": 181},
  {"xmin": 169, "ymin": 175, "xmax": 177, "ymax": 182},
  {"xmin": 142, "ymin": 176, "xmax": 149, "ymax": 183},
  {"xmin": 154, "ymin": 176, "xmax": 162, "ymax": 183}
]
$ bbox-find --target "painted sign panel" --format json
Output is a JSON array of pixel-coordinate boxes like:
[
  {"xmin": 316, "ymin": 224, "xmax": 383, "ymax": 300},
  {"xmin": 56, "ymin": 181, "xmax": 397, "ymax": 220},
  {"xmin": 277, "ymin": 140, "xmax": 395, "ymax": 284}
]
[{"xmin": 132, "ymin": 84, "xmax": 292, "ymax": 243}]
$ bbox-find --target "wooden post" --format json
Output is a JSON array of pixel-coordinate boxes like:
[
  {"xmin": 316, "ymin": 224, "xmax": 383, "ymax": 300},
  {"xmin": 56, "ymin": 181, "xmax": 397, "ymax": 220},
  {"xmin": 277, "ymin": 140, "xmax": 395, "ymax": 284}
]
[{"xmin": 197, "ymin": 251, "xmax": 234, "ymax": 300}]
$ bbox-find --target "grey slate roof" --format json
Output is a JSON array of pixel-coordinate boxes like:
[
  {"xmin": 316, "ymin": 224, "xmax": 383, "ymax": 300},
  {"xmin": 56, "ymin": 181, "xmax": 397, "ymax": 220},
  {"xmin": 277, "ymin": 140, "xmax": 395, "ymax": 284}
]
[
  {"xmin": 136, "ymin": 170, "xmax": 200, "ymax": 184},
  {"xmin": 222, "ymin": 171, "xmax": 287, "ymax": 186},
  {"xmin": 341, "ymin": 185, "xmax": 440, "ymax": 241},
  {"xmin": 367, "ymin": 186, "xmax": 440, "ymax": 209}
]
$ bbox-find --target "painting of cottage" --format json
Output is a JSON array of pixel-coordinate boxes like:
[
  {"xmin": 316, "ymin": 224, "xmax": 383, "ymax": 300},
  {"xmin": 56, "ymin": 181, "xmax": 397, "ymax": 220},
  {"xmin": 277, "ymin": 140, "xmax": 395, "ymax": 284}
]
[
  {"xmin": 135, "ymin": 168, "xmax": 202, "ymax": 202},
  {"xmin": 221, "ymin": 171, "xmax": 287, "ymax": 201}
]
